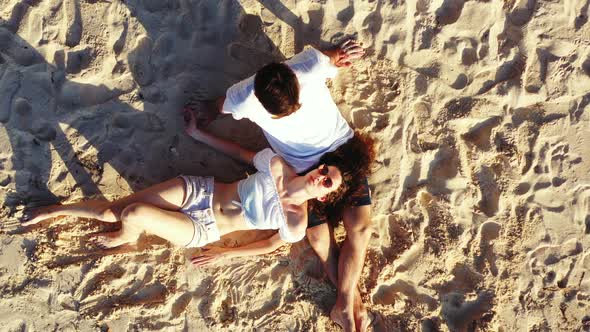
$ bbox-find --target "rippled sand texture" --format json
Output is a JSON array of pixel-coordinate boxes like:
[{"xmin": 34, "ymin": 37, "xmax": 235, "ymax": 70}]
[{"xmin": 1, "ymin": 0, "xmax": 589, "ymax": 331}]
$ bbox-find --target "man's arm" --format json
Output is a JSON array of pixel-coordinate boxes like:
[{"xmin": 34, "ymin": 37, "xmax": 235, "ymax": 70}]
[
  {"xmin": 185, "ymin": 96, "xmax": 227, "ymax": 127},
  {"xmin": 184, "ymin": 109, "xmax": 256, "ymax": 164}
]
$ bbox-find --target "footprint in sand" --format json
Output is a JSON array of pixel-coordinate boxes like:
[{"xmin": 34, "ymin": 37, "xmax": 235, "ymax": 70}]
[
  {"xmin": 65, "ymin": 47, "xmax": 92, "ymax": 74},
  {"xmin": 435, "ymin": 0, "xmax": 465, "ymax": 26},
  {"xmin": 0, "ymin": 69, "xmax": 21, "ymax": 123},
  {"xmin": 461, "ymin": 116, "xmax": 503, "ymax": 150},
  {"xmin": 58, "ymin": 74, "xmax": 134, "ymax": 108},
  {"xmin": 361, "ymin": 9, "xmax": 383, "ymax": 36},
  {"xmin": 169, "ymin": 292, "xmax": 193, "ymax": 319},
  {"xmin": 524, "ymin": 48, "xmax": 546, "ymax": 93},
  {"xmin": 477, "ymin": 29, "xmax": 490, "ymax": 59},
  {"xmin": 27, "ymin": 12, "xmax": 45, "ymax": 46},
  {"xmin": 13, "ymin": 97, "xmax": 31, "ymax": 132},
  {"xmin": 352, "ymin": 108, "xmax": 373, "ymax": 129},
  {"xmin": 476, "ymin": 166, "xmax": 501, "ymax": 217},
  {"xmin": 549, "ymin": 143, "xmax": 569, "ymax": 175},
  {"xmin": 0, "ymin": 173, "xmax": 10, "ymax": 187},
  {"xmin": 508, "ymin": 0, "xmax": 537, "ymax": 26},
  {"xmin": 74, "ymin": 263, "xmax": 126, "ymax": 302},
  {"xmin": 106, "ymin": 1, "xmax": 128, "ymax": 54},
  {"xmin": 219, "ymin": 287, "xmax": 240, "ymax": 323},
  {"xmin": 441, "ymin": 290, "xmax": 494, "ymax": 332},
  {"xmin": 355, "ymin": 9, "xmax": 381, "ymax": 47},
  {"xmin": 80, "ymin": 265, "xmax": 167, "ymax": 315},
  {"xmin": 474, "ymin": 221, "xmax": 501, "ymax": 275},
  {"xmin": 0, "ymin": 28, "xmax": 37, "ymax": 66},
  {"xmin": 62, "ymin": 0, "xmax": 82, "ymax": 47},
  {"xmin": 128, "ymin": 36, "xmax": 154, "ymax": 87},
  {"xmin": 475, "ymin": 54, "xmax": 526, "ymax": 95},
  {"xmin": 372, "ymin": 278, "xmax": 438, "ymax": 310},
  {"xmin": 435, "ymin": 97, "xmax": 476, "ymax": 125},
  {"xmin": 3, "ymin": 1, "xmax": 28, "ymax": 33},
  {"xmin": 527, "ymin": 239, "xmax": 583, "ymax": 290},
  {"xmin": 330, "ymin": 0, "xmax": 354, "ymax": 23},
  {"xmin": 461, "ymin": 46, "xmax": 478, "ymax": 66}
]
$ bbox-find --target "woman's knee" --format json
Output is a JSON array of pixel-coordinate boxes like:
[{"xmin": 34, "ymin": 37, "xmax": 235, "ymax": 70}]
[
  {"xmin": 306, "ymin": 225, "xmax": 330, "ymax": 248},
  {"xmin": 98, "ymin": 206, "xmax": 118, "ymax": 222},
  {"xmin": 120, "ymin": 203, "xmax": 153, "ymax": 223}
]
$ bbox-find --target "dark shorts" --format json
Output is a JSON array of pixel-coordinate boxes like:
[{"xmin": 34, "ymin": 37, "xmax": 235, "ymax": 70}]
[{"xmin": 307, "ymin": 176, "xmax": 371, "ymax": 228}]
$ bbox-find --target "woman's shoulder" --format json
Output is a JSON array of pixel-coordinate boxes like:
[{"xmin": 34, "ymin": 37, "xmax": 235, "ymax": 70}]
[{"xmin": 269, "ymin": 154, "xmax": 296, "ymax": 178}]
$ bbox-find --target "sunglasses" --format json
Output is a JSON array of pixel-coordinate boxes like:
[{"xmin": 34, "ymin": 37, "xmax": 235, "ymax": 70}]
[{"xmin": 318, "ymin": 164, "xmax": 333, "ymax": 188}]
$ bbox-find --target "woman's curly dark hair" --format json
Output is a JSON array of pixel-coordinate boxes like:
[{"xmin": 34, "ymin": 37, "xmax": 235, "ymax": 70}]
[{"xmin": 311, "ymin": 130, "xmax": 376, "ymax": 224}]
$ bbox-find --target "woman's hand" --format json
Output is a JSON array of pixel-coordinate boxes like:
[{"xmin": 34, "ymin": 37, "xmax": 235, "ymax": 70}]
[
  {"xmin": 191, "ymin": 245, "xmax": 231, "ymax": 267},
  {"xmin": 332, "ymin": 40, "xmax": 365, "ymax": 67}
]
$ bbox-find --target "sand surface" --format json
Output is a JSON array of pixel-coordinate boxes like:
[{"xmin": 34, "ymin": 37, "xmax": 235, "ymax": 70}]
[{"xmin": 1, "ymin": 0, "xmax": 589, "ymax": 331}]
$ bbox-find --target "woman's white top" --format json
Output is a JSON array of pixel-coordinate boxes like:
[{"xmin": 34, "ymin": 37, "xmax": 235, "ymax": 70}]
[{"xmin": 236, "ymin": 148, "xmax": 305, "ymax": 243}]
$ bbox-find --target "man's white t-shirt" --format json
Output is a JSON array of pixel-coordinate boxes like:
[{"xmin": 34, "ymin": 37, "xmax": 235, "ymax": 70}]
[{"xmin": 222, "ymin": 48, "xmax": 353, "ymax": 173}]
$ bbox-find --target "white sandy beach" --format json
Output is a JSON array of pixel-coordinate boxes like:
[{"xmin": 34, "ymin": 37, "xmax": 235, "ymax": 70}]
[{"xmin": 1, "ymin": 0, "xmax": 589, "ymax": 331}]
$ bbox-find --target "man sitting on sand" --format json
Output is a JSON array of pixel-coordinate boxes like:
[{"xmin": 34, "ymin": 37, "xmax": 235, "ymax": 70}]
[{"xmin": 189, "ymin": 40, "xmax": 371, "ymax": 332}]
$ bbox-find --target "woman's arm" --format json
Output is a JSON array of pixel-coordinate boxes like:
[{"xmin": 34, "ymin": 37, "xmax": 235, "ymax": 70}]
[
  {"xmin": 184, "ymin": 109, "xmax": 256, "ymax": 165},
  {"xmin": 191, "ymin": 233, "xmax": 285, "ymax": 267}
]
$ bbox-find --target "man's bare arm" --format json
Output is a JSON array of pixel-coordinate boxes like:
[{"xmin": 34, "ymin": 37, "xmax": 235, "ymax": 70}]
[{"xmin": 183, "ymin": 109, "xmax": 256, "ymax": 164}]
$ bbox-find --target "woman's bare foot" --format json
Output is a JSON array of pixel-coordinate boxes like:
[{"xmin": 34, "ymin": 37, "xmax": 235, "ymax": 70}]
[
  {"xmin": 21, "ymin": 205, "xmax": 62, "ymax": 226},
  {"xmin": 330, "ymin": 300, "xmax": 355, "ymax": 332},
  {"xmin": 92, "ymin": 230, "xmax": 139, "ymax": 249}
]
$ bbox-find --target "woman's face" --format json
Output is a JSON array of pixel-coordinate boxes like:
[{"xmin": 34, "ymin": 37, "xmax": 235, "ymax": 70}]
[{"xmin": 305, "ymin": 164, "xmax": 343, "ymax": 199}]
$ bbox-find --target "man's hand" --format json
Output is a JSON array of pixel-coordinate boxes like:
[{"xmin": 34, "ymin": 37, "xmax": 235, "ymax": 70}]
[
  {"xmin": 191, "ymin": 246, "xmax": 230, "ymax": 267},
  {"xmin": 183, "ymin": 108, "xmax": 207, "ymax": 141},
  {"xmin": 184, "ymin": 99, "xmax": 219, "ymax": 128},
  {"xmin": 330, "ymin": 40, "xmax": 365, "ymax": 67}
]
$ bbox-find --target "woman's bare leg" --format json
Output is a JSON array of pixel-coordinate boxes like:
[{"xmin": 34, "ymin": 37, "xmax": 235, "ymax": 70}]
[
  {"xmin": 94, "ymin": 202, "xmax": 195, "ymax": 248},
  {"xmin": 22, "ymin": 178, "xmax": 187, "ymax": 226}
]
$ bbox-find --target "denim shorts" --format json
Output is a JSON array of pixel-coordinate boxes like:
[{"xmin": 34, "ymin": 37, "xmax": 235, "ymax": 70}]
[{"xmin": 178, "ymin": 175, "xmax": 221, "ymax": 247}]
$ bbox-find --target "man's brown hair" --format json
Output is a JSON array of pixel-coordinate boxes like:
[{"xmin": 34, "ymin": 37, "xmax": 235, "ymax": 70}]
[{"xmin": 254, "ymin": 63, "xmax": 301, "ymax": 118}]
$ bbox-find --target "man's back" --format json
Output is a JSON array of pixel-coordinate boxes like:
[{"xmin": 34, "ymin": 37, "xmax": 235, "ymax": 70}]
[{"xmin": 222, "ymin": 48, "xmax": 353, "ymax": 173}]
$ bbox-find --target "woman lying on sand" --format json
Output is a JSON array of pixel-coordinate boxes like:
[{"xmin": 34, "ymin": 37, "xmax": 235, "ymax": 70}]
[{"xmin": 21, "ymin": 110, "xmax": 372, "ymax": 266}]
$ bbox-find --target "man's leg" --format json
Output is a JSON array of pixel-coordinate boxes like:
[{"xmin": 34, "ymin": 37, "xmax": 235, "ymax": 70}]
[
  {"xmin": 306, "ymin": 223, "xmax": 355, "ymax": 331},
  {"xmin": 307, "ymin": 221, "xmax": 368, "ymax": 332},
  {"xmin": 306, "ymin": 223, "xmax": 340, "ymax": 285},
  {"xmin": 336, "ymin": 204, "xmax": 372, "ymax": 332}
]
